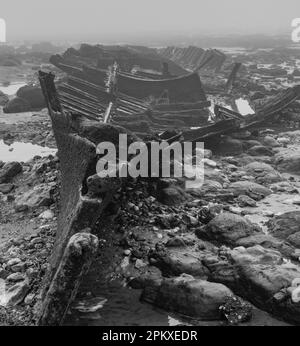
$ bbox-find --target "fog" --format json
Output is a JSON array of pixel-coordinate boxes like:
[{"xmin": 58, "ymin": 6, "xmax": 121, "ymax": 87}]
[{"xmin": 1, "ymin": 0, "xmax": 299, "ymax": 42}]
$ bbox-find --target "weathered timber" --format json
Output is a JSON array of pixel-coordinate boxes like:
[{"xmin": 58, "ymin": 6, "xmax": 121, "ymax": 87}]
[
  {"xmin": 38, "ymin": 71, "xmax": 135, "ymax": 325},
  {"xmin": 225, "ymin": 62, "xmax": 242, "ymax": 92},
  {"xmin": 38, "ymin": 232, "xmax": 99, "ymax": 326}
]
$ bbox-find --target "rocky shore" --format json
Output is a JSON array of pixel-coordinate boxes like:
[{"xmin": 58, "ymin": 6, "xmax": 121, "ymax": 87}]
[
  {"xmin": 63, "ymin": 126, "xmax": 300, "ymax": 326},
  {"xmin": 1, "ymin": 43, "xmax": 300, "ymax": 326},
  {"xmin": 1, "ymin": 109, "xmax": 300, "ymax": 325}
]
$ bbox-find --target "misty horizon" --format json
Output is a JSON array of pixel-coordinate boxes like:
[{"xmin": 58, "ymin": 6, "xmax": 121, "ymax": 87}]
[{"xmin": 1, "ymin": 0, "xmax": 299, "ymax": 43}]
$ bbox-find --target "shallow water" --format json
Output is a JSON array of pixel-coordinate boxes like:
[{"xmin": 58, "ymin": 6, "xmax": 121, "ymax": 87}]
[
  {"xmin": 235, "ymin": 98, "xmax": 255, "ymax": 116},
  {"xmin": 65, "ymin": 280, "xmax": 288, "ymax": 326},
  {"xmin": 65, "ymin": 283, "xmax": 173, "ymax": 326},
  {"xmin": 244, "ymin": 192, "xmax": 300, "ymax": 233},
  {"xmin": 0, "ymin": 140, "xmax": 57, "ymax": 162},
  {"xmin": 0, "ymin": 82, "xmax": 26, "ymax": 96}
]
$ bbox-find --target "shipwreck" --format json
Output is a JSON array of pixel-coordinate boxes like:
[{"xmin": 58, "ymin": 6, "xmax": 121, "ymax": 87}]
[{"xmin": 36, "ymin": 43, "xmax": 300, "ymax": 325}]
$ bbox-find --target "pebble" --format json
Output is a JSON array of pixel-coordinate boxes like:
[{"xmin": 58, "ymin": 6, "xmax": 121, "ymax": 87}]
[
  {"xmin": 11, "ymin": 262, "xmax": 26, "ymax": 273},
  {"xmin": 202, "ymin": 158, "xmax": 217, "ymax": 168},
  {"xmin": 30, "ymin": 237, "xmax": 44, "ymax": 245},
  {"xmin": 262, "ymin": 210, "xmax": 274, "ymax": 217},
  {"xmin": 6, "ymin": 272, "xmax": 25, "ymax": 282},
  {"xmin": 135, "ymin": 259, "xmax": 147, "ymax": 269},
  {"xmin": 229, "ymin": 206, "xmax": 243, "ymax": 215},
  {"xmin": 6, "ymin": 258, "xmax": 21, "ymax": 267},
  {"xmin": 123, "ymin": 249, "xmax": 131, "ymax": 256},
  {"xmin": 38, "ymin": 209, "xmax": 54, "ymax": 219},
  {"xmin": 24, "ymin": 293, "xmax": 35, "ymax": 305}
]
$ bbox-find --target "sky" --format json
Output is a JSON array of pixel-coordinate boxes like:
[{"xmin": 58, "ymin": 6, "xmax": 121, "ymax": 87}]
[{"xmin": 1, "ymin": 0, "xmax": 299, "ymax": 42}]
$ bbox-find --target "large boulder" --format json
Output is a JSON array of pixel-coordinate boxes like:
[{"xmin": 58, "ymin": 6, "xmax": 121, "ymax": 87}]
[
  {"xmin": 149, "ymin": 248, "xmax": 209, "ymax": 278},
  {"xmin": 0, "ymin": 278, "xmax": 30, "ymax": 307},
  {"xmin": 262, "ymin": 136, "xmax": 280, "ymax": 148},
  {"xmin": 141, "ymin": 274, "xmax": 233, "ymax": 320},
  {"xmin": 197, "ymin": 212, "xmax": 261, "ymax": 246},
  {"xmin": 16, "ymin": 85, "xmax": 46, "ymax": 109},
  {"xmin": 229, "ymin": 246, "xmax": 300, "ymax": 298},
  {"xmin": 157, "ymin": 186, "xmax": 188, "ymax": 206},
  {"xmin": 204, "ymin": 245, "xmax": 300, "ymax": 324},
  {"xmin": 217, "ymin": 138, "xmax": 244, "ymax": 155},
  {"xmin": 0, "ymin": 162, "xmax": 22, "ymax": 183},
  {"xmin": 0, "ymin": 91, "xmax": 9, "ymax": 106},
  {"xmin": 14, "ymin": 184, "xmax": 53, "ymax": 211},
  {"xmin": 243, "ymin": 162, "xmax": 282, "ymax": 184},
  {"xmin": 195, "ymin": 179, "xmax": 223, "ymax": 195},
  {"xmin": 275, "ymin": 152, "xmax": 300, "ymax": 174},
  {"xmin": 267, "ymin": 211, "xmax": 300, "ymax": 248},
  {"xmin": 227, "ymin": 181, "xmax": 272, "ymax": 200},
  {"xmin": 3, "ymin": 97, "xmax": 31, "ymax": 113},
  {"xmin": 247, "ymin": 145, "xmax": 273, "ymax": 157}
]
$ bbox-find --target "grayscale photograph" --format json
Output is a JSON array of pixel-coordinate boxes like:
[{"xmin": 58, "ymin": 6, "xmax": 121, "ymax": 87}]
[{"xmin": 0, "ymin": 0, "xmax": 300, "ymax": 335}]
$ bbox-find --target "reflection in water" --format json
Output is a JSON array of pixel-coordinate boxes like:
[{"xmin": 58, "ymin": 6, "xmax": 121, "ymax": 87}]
[
  {"xmin": 0, "ymin": 83, "xmax": 26, "ymax": 96},
  {"xmin": 0, "ymin": 140, "xmax": 57, "ymax": 162},
  {"xmin": 235, "ymin": 98, "xmax": 255, "ymax": 116},
  {"xmin": 66, "ymin": 284, "xmax": 171, "ymax": 326}
]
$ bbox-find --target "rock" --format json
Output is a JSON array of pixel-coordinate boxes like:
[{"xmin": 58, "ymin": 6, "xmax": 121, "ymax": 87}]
[
  {"xmin": 262, "ymin": 210, "xmax": 274, "ymax": 217},
  {"xmin": 24, "ymin": 293, "xmax": 35, "ymax": 305},
  {"xmin": 228, "ymin": 206, "xmax": 243, "ymax": 215},
  {"xmin": 244, "ymin": 140, "xmax": 262, "ymax": 149},
  {"xmin": 0, "ymin": 183, "xmax": 14, "ymax": 194},
  {"xmin": 275, "ymin": 152, "xmax": 300, "ymax": 174},
  {"xmin": 205, "ymin": 245, "xmax": 300, "ymax": 323},
  {"xmin": 203, "ymin": 149, "xmax": 213, "ymax": 159},
  {"xmin": 30, "ymin": 237, "xmax": 43, "ymax": 245},
  {"xmin": 11, "ymin": 262, "xmax": 26, "ymax": 273},
  {"xmin": 277, "ymin": 137, "xmax": 290, "ymax": 145},
  {"xmin": 6, "ymin": 258, "xmax": 21, "ymax": 267},
  {"xmin": 262, "ymin": 136, "xmax": 280, "ymax": 148},
  {"xmin": 14, "ymin": 184, "xmax": 53, "ymax": 211},
  {"xmin": 197, "ymin": 212, "xmax": 261, "ymax": 246},
  {"xmin": 135, "ymin": 259, "xmax": 147, "ymax": 269},
  {"xmin": 219, "ymin": 295, "xmax": 252, "ymax": 325},
  {"xmin": 39, "ymin": 209, "xmax": 54, "ymax": 220},
  {"xmin": 0, "ymin": 91, "xmax": 9, "ymax": 106},
  {"xmin": 270, "ymin": 181, "xmax": 297, "ymax": 193},
  {"xmin": 203, "ymin": 158, "xmax": 217, "ymax": 168},
  {"xmin": 243, "ymin": 162, "xmax": 282, "ymax": 184},
  {"xmin": 237, "ymin": 195, "xmax": 257, "ymax": 207},
  {"xmin": 141, "ymin": 274, "xmax": 233, "ymax": 320},
  {"xmin": 3, "ymin": 97, "xmax": 31, "ymax": 113},
  {"xmin": 268, "ymin": 211, "xmax": 300, "ymax": 247},
  {"xmin": 5, "ymin": 280, "xmax": 30, "ymax": 306},
  {"xmin": 6, "ymin": 272, "xmax": 25, "ymax": 283},
  {"xmin": 247, "ymin": 145, "xmax": 273, "ymax": 157},
  {"xmin": 217, "ymin": 138, "xmax": 244, "ymax": 155},
  {"xmin": 16, "ymin": 85, "xmax": 46, "ymax": 109},
  {"xmin": 195, "ymin": 180, "xmax": 222, "ymax": 195},
  {"xmin": 231, "ymin": 131, "xmax": 251, "ymax": 139},
  {"xmin": 165, "ymin": 237, "xmax": 187, "ymax": 248},
  {"xmin": 158, "ymin": 186, "xmax": 188, "ymax": 206},
  {"xmin": 72, "ymin": 296, "xmax": 107, "ymax": 313},
  {"xmin": 0, "ymin": 162, "xmax": 22, "ymax": 184},
  {"xmin": 283, "ymin": 196, "xmax": 300, "ymax": 205},
  {"xmin": 150, "ymin": 249, "xmax": 208, "ymax": 277},
  {"xmin": 227, "ymin": 181, "xmax": 272, "ymax": 200},
  {"xmin": 235, "ymin": 233, "xmax": 293, "ymax": 257},
  {"xmin": 204, "ymin": 168, "xmax": 226, "ymax": 184}
]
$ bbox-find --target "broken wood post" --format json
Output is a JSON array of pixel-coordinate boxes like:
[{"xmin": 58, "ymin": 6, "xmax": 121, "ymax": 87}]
[{"xmin": 38, "ymin": 232, "xmax": 99, "ymax": 326}]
